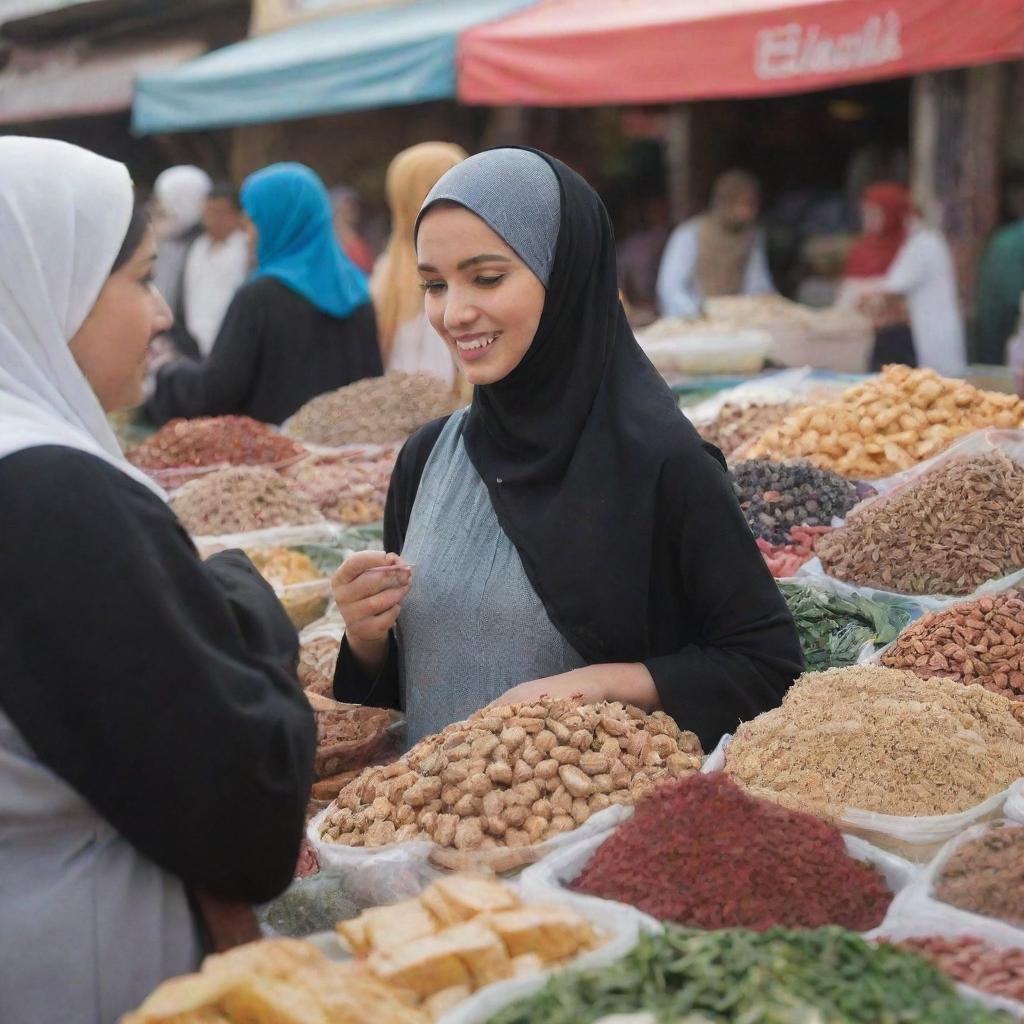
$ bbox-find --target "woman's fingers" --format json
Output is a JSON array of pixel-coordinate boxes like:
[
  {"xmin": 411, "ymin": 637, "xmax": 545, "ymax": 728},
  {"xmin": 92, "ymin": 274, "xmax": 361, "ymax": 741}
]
[{"xmin": 332, "ymin": 552, "xmax": 412, "ymax": 603}]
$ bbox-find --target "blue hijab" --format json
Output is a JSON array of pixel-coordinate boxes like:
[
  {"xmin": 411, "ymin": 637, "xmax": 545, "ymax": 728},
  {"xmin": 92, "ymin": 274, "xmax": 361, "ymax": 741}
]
[{"xmin": 241, "ymin": 162, "xmax": 369, "ymax": 319}]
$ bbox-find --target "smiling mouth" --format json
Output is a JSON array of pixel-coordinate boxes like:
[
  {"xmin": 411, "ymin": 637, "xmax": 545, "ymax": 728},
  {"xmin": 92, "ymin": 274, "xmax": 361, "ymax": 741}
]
[{"xmin": 455, "ymin": 332, "xmax": 501, "ymax": 352}]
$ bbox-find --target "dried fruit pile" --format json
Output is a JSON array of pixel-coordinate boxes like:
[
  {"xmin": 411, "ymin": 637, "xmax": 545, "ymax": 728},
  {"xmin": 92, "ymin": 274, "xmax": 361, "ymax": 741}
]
[
  {"xmin": 285, "ymin": 373, "xmax": 458, "ymax": 446},
  {"xmin": 898, "ymin": 935, "xmax": 1024, "ymax": 1003},
  {"xmin": 816, "ymin": 450, "xmax": 1024, "ymax": 595},
  {"xmin": 298, "ymin": 632, "xmax": 342, "ymax": 698},
  {"xmin": 572, "ymin": 773, "xmax": 892, "ymax": 931},
  {"xmin": 698, "ymin": 401, "xmax": 805, "ymax": 459},
  {"xmin": 336, "ymin": 874, "xmax": 600, "ymax": 1018},
  {"xmin": 756, "ymin": 524, "xmax": 831, "ymax": 577},
  {"xmin": 881, "ymin": 591, "xmax": 1024, "ymax": 699},
  {"xmin": 283, "ymin": 448, "xmax": 396, "ymax": 525},
  {"xmin": 244, "ymin": 546, "xmax": 327, "ymax": 629},
  {"xmin": 779, "ymin": 582, "xmax": 913, "ymax": 670},
  {"xmin": 488, "ymin": 926, "xmax": 1003, "ymax": 1024},
  {"xmin": 935, "ymin": 823, "xmax": 1024, "ymax": 926},
  {"xmin": 746, "ymin": 365, "xmax": 1024, "ymax": 478},
  {"xmin": 170, "ymin": 466, "xmax": 323, "ymax": 535},
  {"xmin": 318, "ymin": 699, "xmax": 701, "ymax": 855},
  {"xmin": 307, "ymin": 692, "xmax": 393, "ymax": 780},
  {"xmin": 731, "ymin": 458, "xmax": 869, "ymax": 543},
  {"xmin": 127, "ymin": 415, "xmax": 305, "ymax": 472},
  {"xmin": 725, "ymin": 667, "xmax": 1024, "ymax": 818}
]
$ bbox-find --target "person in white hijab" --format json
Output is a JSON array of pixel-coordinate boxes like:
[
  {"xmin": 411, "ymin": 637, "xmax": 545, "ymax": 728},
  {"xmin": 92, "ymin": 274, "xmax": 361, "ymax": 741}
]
[
  {"xmin": 152, "ymin": 163, "xmax": 212, "ymax": 321},
  {"xmin": 0, "ymin": 137, "xmax": 314, "ymax": 1024}
]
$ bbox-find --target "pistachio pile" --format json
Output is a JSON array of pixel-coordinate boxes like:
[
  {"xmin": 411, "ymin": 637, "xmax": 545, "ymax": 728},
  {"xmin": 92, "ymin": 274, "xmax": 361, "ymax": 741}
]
[{"xmin": 318, "ymin": 699, "xmax": 701, "ymax": 854}]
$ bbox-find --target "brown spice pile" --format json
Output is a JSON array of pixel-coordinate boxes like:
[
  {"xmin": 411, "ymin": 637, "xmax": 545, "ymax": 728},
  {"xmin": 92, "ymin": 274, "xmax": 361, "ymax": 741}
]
[
  {"xmin": 725, "ymin": 666, "xmax": 1024, "ymax": 817},
  {"xmin": 882, "ymin": 591, "xmax": 1024, "ymax": 699},
  {"xmin": 285, "ymin": 373, "xmax": 459, "ymax": 446},
  {"xmin": 698, "ymin": 401, "xmax": 805, "ymax": 459},
  {"xmin": 745, "ymin": 365, "xmax": 1024, "ymax": 478},
  {"xmin": 935, "ymin": 823, "xmax": 1024, "ymax": 925},
  {"xmin": 170, "ymin": 466, "xmax": 323, "ymax": 536},
  {"xmin": 815, "ymin": 450, "xmax": 1024, "ymax": 595}
]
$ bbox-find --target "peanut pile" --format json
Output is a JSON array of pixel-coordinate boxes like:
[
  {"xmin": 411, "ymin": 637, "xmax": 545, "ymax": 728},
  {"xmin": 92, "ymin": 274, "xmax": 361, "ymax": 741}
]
[
  {"xmin": 725, "ymin": 667, "xmax": 1024, "ymax": 817},
  {"xmin": 285, "ymin": 373, "xmax": 459, "ymax": 446},
  {"xmin": 319, "ymin": 699, "xmax": 701, "ymax": 853},
  {"xmin": 882, "ymin": 591, "xmax": 1024, "ymax": 699},
  {"xmin": 745, "ymin": 366, "xmax": 1024, "ymax": 478},
  {"xmin": 170, "ymin": 466, "xmax": 323, "ymax": 536},
  {"xmin": 816, "ymin": 450, "xmax": 1024, "ymax": 595}
]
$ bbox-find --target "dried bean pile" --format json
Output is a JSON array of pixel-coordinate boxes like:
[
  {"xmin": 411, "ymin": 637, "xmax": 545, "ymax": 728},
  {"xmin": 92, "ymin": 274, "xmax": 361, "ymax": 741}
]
[
  {"xmin": 756, "ymin": 524, "xmax": 831, "ymax": 577},
  {"xmin": 898, "ymin": 936, "xmax": 1024, "ymax": 1003},
  {"xmin": 816, "ymin": 450, "xmax": 1024, "ymax": 595},
  {"xmin": 170, "ymin": 466, "xmax": 323, "ymax": 535},
  {"xmin": 698, "ymin": 401, "xmax": 805, "ymax": 459},
  {"xmin": 731, "ymin": 458, "xmax": 869, "ymax": 543},
  {"xmin": 127, "ymin": 415, "xmax": 304, "ymax": 471},
  {"xmin": 725, "ymin": 667, "xmax": 1024, "ymax": 818},
  {"xmin": 935, "ymin": 823, "xmax": 1024, "ymax": 926},
  {"xmin": 746, "ymin": 365, "xmax": 1024, "ymax": 478},
  {"xmin": 882, "ymin": 591, "xmax": 1024, "ymax": 699},
  {"xmin": 572, "ymin": 773, "xmax": 892, "ymax": 931},
  {"xmin": 283, "ymin": 448, "xmax": 396, "ymax": 525},
  {"xmin": 488, "ymin": 926, "xmax": 1004, "ymax": 1024},
  {"xmin": 318, "ymin": 699, "xmax": 701, "ymax": 857},
  {"xmin": 285, "ymin": 373, "xmax": 458, "ymax": 446}
]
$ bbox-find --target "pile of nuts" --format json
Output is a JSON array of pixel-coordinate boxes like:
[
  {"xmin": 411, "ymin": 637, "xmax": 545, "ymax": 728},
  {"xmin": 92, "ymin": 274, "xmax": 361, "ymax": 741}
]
[
  {"xmin": 816, "ymin": 450, "xmax": 1024, "ymax": 595},
  {"xmin": 881, "ymin": 590, "xmax": 1024, "ymax": 699},
  {"xmin": 128, "ymin": 415, "xmax": 305, "ymax": 472},
  {"xmin": 318, "ymin": 699, "xmax": 701, "ymax": 855},
  {"xmin": 283, "ymin": 448, "xmax": 396, "ymax": 525},
  {"xmin": 698, "ymin": 401, "xmax": 806, "ymax": 459},
  {"xmin": 898, "ymin": 935, "xmax": 1024, "ymax": 1004},
  {"xmin": 170, "ymin": 466, "xmax": 323, "ymax": 536},
  {"xmin": 285, "ymin": 373, "xmax": 460, "ymax": 446},
  {"xmin": 298, "ymin": 633, "xmax": 342, "ymax": 698},
  {"xmin": 934, "ymin": 823, "xmax": 1024, "ymax": 926},
  {"xmin": 731, "ymin": 458, "xmax": 869, "ymax": 544},
  {"xmin": 745, "ymin": 366, "xmax": 1024, "ymax": 478}
]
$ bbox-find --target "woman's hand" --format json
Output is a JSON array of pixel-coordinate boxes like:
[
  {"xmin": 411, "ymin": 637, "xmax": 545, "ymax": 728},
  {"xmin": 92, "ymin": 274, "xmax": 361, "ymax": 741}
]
[
  {"xmin": 330, "ymin": 551, "xmax": 412, "ymax": 671},
  {"xmin": 487, "ymin": 663, "xmax": 660, "ymax": 712}
]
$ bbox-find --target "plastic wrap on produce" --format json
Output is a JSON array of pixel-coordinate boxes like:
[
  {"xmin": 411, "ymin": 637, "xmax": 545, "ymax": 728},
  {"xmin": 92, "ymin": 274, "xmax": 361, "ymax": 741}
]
[{"xmin": 685, "ymin": 367, "xmax": 819, "ymax": 425}]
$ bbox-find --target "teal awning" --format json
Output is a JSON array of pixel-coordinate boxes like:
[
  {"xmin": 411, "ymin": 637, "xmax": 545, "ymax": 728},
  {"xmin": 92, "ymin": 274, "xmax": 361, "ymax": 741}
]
[{"xmin": 132, "ymin": 0, "xmax": 535, "ymax": 135}]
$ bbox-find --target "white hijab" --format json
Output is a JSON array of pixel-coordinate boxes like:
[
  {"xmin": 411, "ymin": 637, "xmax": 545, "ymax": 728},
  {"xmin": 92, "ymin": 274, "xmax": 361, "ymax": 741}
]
[
  {"xmin": 153, "ymin": 164, "xmax": 211, "ymax": 238},
  {"xmin": 0, "ymin": 136, "xmax": 166, "ymax": 498}
]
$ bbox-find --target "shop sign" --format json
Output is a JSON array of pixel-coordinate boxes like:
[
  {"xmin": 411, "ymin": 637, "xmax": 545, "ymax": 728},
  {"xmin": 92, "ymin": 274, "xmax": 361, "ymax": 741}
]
[{"xmin": 755, "ymin": 11, "xmax": 903, "ymax": 81}]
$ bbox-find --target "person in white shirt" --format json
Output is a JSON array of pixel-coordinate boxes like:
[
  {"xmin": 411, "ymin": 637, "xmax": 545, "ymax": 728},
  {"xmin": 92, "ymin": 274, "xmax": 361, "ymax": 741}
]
[
  {"xmin": 181, "ymin": 185, "xmax": 250, "ymax": 358},
  {"xmin": 656, "ymin": 169, "xmax": 775, "ymax": 318}
]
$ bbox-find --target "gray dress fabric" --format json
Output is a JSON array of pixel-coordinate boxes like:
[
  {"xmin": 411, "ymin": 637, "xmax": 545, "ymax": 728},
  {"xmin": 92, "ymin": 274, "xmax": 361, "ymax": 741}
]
[
  {"xmin": 398, "ymin": 409, "xmax": 584, "ymax": 745},
  {"xmin": 0, "ymin": 708, "xmax": 202, "ymax": 1024}
]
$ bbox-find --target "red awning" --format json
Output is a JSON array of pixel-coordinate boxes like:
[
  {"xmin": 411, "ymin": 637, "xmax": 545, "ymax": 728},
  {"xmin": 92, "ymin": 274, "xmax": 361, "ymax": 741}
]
[{"xmin": 458, "ymin": 0, "xmax": 1024, "ymax": 106}]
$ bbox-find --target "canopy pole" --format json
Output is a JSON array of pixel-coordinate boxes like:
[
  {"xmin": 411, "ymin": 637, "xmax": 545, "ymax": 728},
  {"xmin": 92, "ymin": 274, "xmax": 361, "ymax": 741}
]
[{"xmin": 665, "ymin": 103, "xmax": 693, "ymax": 224}]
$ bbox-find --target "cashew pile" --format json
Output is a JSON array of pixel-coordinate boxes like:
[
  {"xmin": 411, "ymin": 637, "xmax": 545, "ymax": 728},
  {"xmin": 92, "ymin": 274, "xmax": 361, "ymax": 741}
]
[{"xmin": 318, "ymin": 699, "xmax": 701, "ymax": 853}]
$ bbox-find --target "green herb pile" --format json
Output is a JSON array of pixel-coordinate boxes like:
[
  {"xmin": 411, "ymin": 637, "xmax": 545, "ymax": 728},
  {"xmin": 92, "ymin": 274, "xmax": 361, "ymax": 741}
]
[
  {"xmin": 487, "ymin": 927, "xmax": 1009, "ymax": 1024},
  {"xmin": 779, "ymin": 583, "xmax": 914, "ymax": 670}
]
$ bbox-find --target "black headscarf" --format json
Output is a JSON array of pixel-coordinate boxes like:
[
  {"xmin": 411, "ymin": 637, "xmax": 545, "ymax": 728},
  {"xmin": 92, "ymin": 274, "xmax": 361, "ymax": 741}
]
[{"xmin": 420, "ymin": 148, "xmax": 723, "ymax": 664}]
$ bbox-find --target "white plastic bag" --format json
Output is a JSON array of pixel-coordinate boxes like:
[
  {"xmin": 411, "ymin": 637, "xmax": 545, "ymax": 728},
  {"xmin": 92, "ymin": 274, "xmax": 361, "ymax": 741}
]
[
  {"xmin": 685, "ymin": 367, "xmax": 820, "ymax": 426},
  {"xmin": 712, "ymin": 735, "xmax": 1017, "ymax": 862},
  {"xmin": 437, "ymin": 896, "xmax": 650, "ymax": 1024}
]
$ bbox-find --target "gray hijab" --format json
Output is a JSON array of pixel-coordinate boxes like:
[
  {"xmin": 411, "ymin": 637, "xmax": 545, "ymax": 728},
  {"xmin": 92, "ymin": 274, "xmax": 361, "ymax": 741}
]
[{"xmin": 418, "ymin": 149, "xmax": 561, "ymax": 286}]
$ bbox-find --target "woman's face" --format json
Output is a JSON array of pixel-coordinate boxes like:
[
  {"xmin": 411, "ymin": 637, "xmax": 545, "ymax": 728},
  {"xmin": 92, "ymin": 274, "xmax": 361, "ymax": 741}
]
[
  {"xmin": 417, "ymin": 205, "xmax": 546, "ymax": 387},
  {"xmin": 69, "ymin": 226, "xmax": 172, "ymax": 412}
]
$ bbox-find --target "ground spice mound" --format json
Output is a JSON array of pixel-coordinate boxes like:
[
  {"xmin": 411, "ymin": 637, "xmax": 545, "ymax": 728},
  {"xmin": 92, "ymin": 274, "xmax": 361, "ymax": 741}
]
[
  {"xmin": 882, "ymin": 590, "xmax": 1024, "ymax": 699},
  {"xmin": 571, "ymin": 773, "xmax": 892, "ymax": 931},
  {"xmin": 815, "ymin": 450, "xmax": 1024, "ymax": 595},
  {"xmin": 170, "ymin": 466, "xmax": 323, "ymax": 535},
  {"xmin": 128, "ymin": 415, "xmax": 305, "ymax": 471},
  {"xmin": 935, "ymin": 823, "xmax": 1024, "ymax": 926},
  {"xmin": 725, "ymin": 667, "xmax": 1024, "ymax": 817},
  {"xmin": 285, "ymin": 373, "xmax": 459, "ymax": 446},
  {"xmin": 745, "ymin": 364, "xmax": 1024, "ymax": 478},
  {"xmin": 898, "ymin": 935, "xmax": 1024, "ymax": 1002}
]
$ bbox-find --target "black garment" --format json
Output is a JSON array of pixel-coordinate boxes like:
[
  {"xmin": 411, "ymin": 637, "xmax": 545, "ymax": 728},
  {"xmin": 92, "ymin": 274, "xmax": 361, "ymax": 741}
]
[
  {"xmin": 870, "ymin": 324, "xmax": 917, "ymax": 371},
  {"xmin": 0, "ymin": 446, "xmax": 316, "ymax": 903},
  {"xmin": 147, "ymin": 277, "xmax": 383, "ymax": 426},
  {"xmin": 335, "ymin": 415, "xmax": 803, "ymax": 751}
]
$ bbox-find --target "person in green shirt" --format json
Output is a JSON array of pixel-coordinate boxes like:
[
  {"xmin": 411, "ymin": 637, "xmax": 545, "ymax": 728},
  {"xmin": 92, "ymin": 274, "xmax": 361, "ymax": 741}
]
[{"xmin": 976, "ymin": 181, "xmax": 1024, "ymax": 365}]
